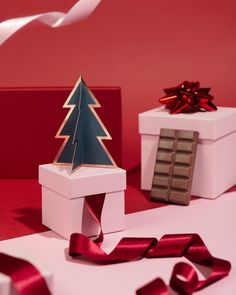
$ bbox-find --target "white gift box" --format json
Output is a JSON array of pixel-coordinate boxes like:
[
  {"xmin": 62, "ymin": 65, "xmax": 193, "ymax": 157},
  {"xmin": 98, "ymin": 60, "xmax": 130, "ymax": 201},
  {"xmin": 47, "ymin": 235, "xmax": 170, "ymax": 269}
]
[
  {"xmin": 39, "ymin": 164, "xmax": 126, "ymax": 239},
  {"xmin": 139, "ymin": 106, "xmax": 236, "ymax": 199},
  {"xmin": 0, "ymin": 250, "xmax": 53, "ymax": 295}
]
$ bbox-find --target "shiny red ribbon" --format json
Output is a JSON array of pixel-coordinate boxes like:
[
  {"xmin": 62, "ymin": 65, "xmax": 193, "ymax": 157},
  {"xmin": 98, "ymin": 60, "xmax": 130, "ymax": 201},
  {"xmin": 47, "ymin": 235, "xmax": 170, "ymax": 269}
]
[
  {"xmin": 159, "ymin": 81, "xmax": 217, "ymax": 114},
  {"xmin": 69, "ymin": 194, "xmax": 231, "ymax": 294},
  {"xmin": 0, "ymin": 194, "xmax": 230, "ymax": 294},
  {"xmin": 0, "ymin": 253, "xmax": 51, "ymax": 295}
]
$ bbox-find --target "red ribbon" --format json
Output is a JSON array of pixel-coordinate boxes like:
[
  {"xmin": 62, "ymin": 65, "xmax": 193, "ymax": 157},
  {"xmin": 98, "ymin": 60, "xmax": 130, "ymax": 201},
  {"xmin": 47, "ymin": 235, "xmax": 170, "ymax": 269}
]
[
  {"xmin": 159, "ymin": 81, "xmax": 217, "ymax": 114},
  {"xmin": 0, "ymin": 253, "xmax": 51, "ymax": 295},
  {"xmin": 0, "ymin": 194, "xmax": 231, "ymax": 294},
  {"xmin": 69, "ymin": 194, "xmax": 231, "ymax": 294}
]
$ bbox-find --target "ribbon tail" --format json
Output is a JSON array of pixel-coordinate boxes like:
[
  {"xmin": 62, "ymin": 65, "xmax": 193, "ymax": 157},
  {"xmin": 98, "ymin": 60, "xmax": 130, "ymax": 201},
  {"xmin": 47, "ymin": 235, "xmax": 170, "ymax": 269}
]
[
  {"xmin": 0, "ymin": 0, "xmax": 101, "ymax": 45},
  {"xmin": 137, "ymin": 278, "xmax": 169, "ymax": 295},
  {"xmin": 57, "ymin": 0, "xmax": 101, "ymax": 27},
  {"xmin": 85, "ymin": 193, "xmax": 105, "ymax": 246},
  {"xmin": 0, "ymin": 14, "xmax": 43, "ymax": 45},
  {"xmin": 0, "ymin": 253, "xmax": 51, "ymax": 295}
]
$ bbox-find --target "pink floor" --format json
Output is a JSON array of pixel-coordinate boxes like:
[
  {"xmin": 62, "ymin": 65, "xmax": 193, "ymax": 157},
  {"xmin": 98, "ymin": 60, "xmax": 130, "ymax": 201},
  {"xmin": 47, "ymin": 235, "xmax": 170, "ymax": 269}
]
[{"xmin": 1, "ymin": 167, "xmax": 235, "ymax": 241}]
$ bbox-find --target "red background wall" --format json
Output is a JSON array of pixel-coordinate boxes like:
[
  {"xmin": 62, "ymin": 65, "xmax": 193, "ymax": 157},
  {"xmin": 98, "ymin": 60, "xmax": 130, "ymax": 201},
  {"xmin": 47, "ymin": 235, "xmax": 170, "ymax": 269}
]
[
  {"xmin": 0, "ymin": 87, "xmax": 122, "ymax": 178},
  {"xmin": 0, "ymin": 0, "xmax": 236, "ymax": 170}
]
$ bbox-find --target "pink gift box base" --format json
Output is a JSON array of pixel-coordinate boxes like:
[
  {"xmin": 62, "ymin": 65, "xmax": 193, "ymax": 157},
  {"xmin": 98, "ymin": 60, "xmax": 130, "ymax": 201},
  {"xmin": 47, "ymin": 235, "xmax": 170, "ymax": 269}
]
[
  {"xmin": 139, "ymin": 106, "xmax": 236, "ymax": 199},
  {"xmin": 39, "ymin": 164, "xmax": 126, "ymax": 240}
]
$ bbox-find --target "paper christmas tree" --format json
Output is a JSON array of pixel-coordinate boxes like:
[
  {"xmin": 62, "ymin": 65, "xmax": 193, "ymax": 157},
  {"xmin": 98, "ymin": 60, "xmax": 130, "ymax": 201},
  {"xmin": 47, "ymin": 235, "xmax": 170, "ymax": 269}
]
[{"xmin": 54, "ymin": 76, "xmax": 116, "ymax": 172}]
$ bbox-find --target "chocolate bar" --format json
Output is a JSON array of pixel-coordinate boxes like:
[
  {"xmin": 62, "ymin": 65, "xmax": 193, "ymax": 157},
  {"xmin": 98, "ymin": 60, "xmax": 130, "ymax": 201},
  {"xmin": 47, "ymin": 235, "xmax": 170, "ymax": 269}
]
[{"xmin": 150, "ymin": 128, "xmax": 199, "ymax": 205}]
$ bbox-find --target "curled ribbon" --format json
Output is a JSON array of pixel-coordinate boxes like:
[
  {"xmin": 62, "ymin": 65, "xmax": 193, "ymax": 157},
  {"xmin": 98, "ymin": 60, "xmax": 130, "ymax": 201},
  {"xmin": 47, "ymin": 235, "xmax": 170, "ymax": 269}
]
[
  {"xmin": 0, "ymin": 253, "xmax": 51, "ymax": 295},
  {"xmin": 0, "ymin": 0, "xmax": 101, "ymax": 45},
  {"xmin": 0, "ymin": 194, "xmax": 231, "ymax": 294},
  {"xmin": 159, "ymin": 81, "xmax": 217, "ymax": 114},
  {"xmin": 69, "ymin": 195, "xmax": 231, "ymax": 295}
]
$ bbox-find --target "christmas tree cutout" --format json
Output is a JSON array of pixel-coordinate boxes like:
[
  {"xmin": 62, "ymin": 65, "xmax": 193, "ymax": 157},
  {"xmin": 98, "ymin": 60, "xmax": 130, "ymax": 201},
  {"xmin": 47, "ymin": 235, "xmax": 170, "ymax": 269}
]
[{"xmin": 54, "ymin": 76, "xmax": 116, "ymax": 173}]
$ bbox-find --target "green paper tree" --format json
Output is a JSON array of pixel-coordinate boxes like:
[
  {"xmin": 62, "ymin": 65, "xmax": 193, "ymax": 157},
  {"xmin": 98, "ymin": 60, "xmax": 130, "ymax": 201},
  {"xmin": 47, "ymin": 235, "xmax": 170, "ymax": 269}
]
[{"xmin": 54, "ymin": 76, "xmax": 116, "ymax": 173}]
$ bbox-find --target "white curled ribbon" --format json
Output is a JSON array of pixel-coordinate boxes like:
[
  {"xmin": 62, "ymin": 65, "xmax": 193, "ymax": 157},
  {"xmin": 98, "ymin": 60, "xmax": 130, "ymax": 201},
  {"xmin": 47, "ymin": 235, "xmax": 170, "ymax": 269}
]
[{"xmin": 0, "ymin": 0, "xmax": 101, "ymax": 45}]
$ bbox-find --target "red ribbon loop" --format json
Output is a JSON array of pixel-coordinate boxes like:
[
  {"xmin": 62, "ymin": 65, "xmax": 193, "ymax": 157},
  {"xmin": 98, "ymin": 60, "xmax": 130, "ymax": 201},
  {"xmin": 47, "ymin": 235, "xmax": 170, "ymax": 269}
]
[
  {"xmin": 170, "ymin": 262, "xmax": 199, "ymax": 294},
  {"xmin": 0, "ymin": 253, "xmax": 51, "ymax": 295}
]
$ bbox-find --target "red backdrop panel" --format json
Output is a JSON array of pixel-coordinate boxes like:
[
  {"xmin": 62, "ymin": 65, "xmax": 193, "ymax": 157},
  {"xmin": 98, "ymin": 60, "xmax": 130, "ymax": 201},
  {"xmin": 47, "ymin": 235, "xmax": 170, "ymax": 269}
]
[
  {"xmin": 0, "ymin": 87, "xmax": 122, "ymax": 178},
  {"xmin": 1, "ymin": 1, "xmax": 236, "ymax": 170}
]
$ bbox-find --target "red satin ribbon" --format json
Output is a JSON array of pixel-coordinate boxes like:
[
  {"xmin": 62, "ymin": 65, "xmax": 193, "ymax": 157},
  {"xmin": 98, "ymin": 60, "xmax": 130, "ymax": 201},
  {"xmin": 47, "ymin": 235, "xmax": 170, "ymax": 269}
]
[
  {"xmin": 69, "ymin": 194, "xmax": 231, "ymax": 294},
  {"xmin": 0, "ymin": 253, "xmax": 51, "ymax": 295},
  {"xmin": 0, "ymin": 194, "xmax": 230, "ymax": 294},
  {"xmin": 137, "ymin": 278, "xmax": 168, "ymax": 295}
]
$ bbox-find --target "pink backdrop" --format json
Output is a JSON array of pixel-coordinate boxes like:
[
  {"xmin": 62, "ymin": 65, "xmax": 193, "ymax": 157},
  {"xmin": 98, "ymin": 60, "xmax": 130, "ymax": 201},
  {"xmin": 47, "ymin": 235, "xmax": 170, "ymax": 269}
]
[{"xmin": 0, "ymin": 0, "xmax": 236, "ymax": 169}]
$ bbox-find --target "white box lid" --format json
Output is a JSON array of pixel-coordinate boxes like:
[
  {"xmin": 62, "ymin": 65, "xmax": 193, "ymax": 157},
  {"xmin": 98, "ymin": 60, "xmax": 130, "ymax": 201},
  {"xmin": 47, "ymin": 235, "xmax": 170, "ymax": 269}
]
[
  {"xmin": 39, "ymin": 164, "xmax": 126, "ymax": 199},
  {"xmin": 139, "ymin": 106, "xmax": 236, "ymax": 140}
]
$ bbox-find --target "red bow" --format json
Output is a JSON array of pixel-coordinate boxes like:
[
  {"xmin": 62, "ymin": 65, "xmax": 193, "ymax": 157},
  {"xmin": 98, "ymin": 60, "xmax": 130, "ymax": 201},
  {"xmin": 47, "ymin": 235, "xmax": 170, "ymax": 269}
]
[{"xmin": 159, "ymin": 81, "xmax": 217, "ymax": 114}]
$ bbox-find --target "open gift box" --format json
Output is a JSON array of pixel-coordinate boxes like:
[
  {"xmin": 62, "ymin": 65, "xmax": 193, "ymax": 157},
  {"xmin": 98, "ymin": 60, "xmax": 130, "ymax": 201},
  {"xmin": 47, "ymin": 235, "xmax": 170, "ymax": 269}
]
[
  {"xmin": 139, "ymin": 106, "xmax": 236, "ymax": 199},
  {"xmin": 39, "ymin": 164, "xmax": 126, "ymax": 240}
]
